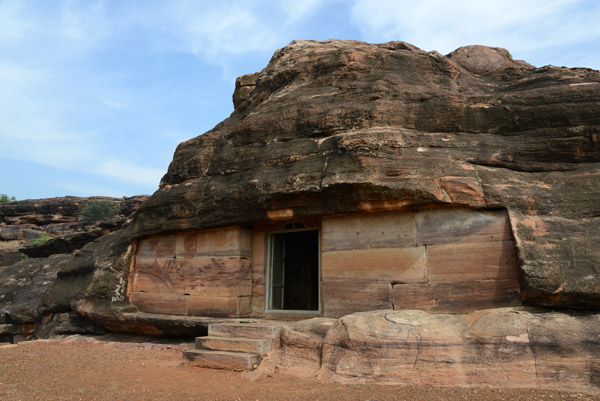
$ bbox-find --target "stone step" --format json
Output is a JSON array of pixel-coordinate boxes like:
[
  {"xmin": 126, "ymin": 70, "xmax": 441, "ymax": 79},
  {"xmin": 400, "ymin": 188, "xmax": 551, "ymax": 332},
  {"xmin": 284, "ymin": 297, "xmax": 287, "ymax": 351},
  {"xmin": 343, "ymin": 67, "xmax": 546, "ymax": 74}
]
[
  {"xmin": 208, "ymin": 322, "xmax": 283, "ymax": 339},
  {"xmin": 195, "ymin": 336, "xmax": 278, "ymax": 354},
  {"xmin": 183, "ymin": 349, "xmax": 262, "ymax": 371}
]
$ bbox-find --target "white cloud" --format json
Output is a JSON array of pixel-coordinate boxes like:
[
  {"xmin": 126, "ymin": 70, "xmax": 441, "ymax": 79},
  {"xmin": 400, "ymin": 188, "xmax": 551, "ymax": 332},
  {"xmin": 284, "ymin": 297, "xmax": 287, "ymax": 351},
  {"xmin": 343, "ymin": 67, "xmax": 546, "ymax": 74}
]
[
  {"xmin": 350, "ymin": 0, "xmax": 600, "ymax": 67},
  {"xmin": 281, "ymin": 0, "xmax": 322, "ymax": 23},
  {"xmin": 133, "ymin": 0, "xmax": 306, "ymax": 62}
]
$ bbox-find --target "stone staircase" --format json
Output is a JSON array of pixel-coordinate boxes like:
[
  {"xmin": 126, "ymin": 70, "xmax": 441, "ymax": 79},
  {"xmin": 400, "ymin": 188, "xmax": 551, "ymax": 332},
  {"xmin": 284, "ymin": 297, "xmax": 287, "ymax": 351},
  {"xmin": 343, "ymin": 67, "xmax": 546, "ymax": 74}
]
[{"xmin": 183, "ymin": 320, "xmax": 283, "ymax": 371}]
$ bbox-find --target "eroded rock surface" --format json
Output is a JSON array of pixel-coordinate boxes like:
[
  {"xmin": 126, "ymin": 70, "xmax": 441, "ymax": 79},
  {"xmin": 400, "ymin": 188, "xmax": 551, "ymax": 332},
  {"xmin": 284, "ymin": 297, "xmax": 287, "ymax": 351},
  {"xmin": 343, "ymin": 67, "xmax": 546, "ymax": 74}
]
[
  {"xmin": 0, "ymin": 254, "xmax": 72, "ymax": 323},
  {"xmin": 259, "ymin": 308, "xmax": 600, "ymax": 392},
  {"xmin": 0, "ymin": 196, "xmax": 149, "ymax": 266},
  {"xmin": 131, "ymin": 40, "xmax": 599, "ymax": 309},
  {"xmin": 0, "ymin": 40, "xmax": 598, "ymax": 392}
]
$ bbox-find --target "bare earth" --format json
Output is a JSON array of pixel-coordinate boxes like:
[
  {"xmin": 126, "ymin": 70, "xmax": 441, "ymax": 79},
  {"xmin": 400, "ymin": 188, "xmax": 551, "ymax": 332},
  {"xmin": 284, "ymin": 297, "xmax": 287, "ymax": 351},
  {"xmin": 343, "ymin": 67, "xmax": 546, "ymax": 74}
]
[{"xmin": 1, "ymin": 337, "xmax": 598, "ymax": 401}]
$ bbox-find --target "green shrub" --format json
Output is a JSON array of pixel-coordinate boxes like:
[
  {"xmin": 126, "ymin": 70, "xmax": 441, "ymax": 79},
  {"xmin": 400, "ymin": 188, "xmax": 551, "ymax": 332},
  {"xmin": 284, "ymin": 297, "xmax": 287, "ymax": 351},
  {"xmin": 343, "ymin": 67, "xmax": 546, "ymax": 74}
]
[
  {"xmin": 0, "ymin": 194, "xmax": 16, "ymax": 203},
  {"xmin": 30, "ymin": 232, "xmax": 52, "ymax": 244},
  {"xmin": 80, "ymin": 200, "xmax": 120, "ymax": 223}
]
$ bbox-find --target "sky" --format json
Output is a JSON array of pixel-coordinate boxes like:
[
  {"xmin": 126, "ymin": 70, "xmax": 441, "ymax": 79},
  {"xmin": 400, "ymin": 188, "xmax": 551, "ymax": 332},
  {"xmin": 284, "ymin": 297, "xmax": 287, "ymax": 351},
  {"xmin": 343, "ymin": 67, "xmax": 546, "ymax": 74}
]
[{"xmin": 1, "ymin": 0, "xmax": 599, "ymax": 200}]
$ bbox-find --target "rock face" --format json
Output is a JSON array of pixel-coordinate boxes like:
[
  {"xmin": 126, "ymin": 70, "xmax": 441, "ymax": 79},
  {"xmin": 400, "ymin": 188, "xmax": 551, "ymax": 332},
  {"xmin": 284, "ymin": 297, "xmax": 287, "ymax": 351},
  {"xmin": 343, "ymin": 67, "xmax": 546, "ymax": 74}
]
[
  {"xmin": 0, "ymin": 196, "xmax": 149, "ymax": 265},
  {"xmin": 0, "ymin": 254, "xmax": 72, "ymax": 324},
  {"xmin": 0, "ymin": 40, "xmax": 598, "ymax": 391},
  {"xmin": 0, "ymin": 196, "xmax": 148, "ymax": 341},
  {"xmin": 130, "ymin": 40, "xmax": 599, "ymax": 310},
  {"xmin": 0, "ymin": 195, "xmax": 148, "ymax": 228},
  {"xmin": 259, "ymin": 308, "xmax": 600, "ymax": 393}
]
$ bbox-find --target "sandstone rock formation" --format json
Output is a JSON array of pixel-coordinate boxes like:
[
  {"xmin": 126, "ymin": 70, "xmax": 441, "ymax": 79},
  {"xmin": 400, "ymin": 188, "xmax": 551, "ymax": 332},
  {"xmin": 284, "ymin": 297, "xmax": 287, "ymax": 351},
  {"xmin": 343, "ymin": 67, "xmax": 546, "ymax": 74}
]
[
  {"xmin": 0, "ymin": 196, "xmax": 148, "ymax": 341},
  {"xmin": 259, "ymin": 308, "xmax": 600, "ymax": 393},
  {"xmin": 0, "ymin": 196, "xmax": 148, "ymax": 265},
  {"xmin": 131, "ymin": 40, "xmax": 599, "ymax": 310},
  {"xmin": 0, "ymin": 40, "xmax": 598, "ymax": 391}
]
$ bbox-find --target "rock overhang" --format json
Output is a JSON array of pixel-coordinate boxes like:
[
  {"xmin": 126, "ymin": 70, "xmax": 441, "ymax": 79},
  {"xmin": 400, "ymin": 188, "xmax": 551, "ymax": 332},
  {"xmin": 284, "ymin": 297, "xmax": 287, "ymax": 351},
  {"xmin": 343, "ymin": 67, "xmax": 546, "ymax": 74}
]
[{"xmin": 125, "ymin": 39, "xmax": 599, "ymax": 310}]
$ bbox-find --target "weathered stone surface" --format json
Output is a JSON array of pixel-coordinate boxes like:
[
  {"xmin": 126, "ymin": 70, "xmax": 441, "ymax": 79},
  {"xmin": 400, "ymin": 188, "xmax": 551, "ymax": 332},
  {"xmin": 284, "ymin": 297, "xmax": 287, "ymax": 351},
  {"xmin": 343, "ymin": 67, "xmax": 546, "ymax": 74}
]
[
  {"xmin": 0, "ymin": 197, "xmax": 111, "ymax": 226},
  {"xmin": 20, "ymin": 231, "xmax": 102, "ymax": 258},
  {"xmin": 446, "ymin": 45, "xmax": 534, "ymax": 74},
  {"xmin": 0, "ymin": 254, "xmax": 72, "ymax": 323},
  {"xmin": 40, "ymin": 230, "xmax": 134, "ymax": 315},
  {"xmin": 0, "ymin": 196, "xmax": 148, "ymax": 226},
  {"xmin": 128, "ymin": 39, "xmax": 599, "ymax": 309},
  {"xmin": 233, "ymin": 72, "xmax": 259, "ymax": 109},
  {"xmin": 75, "ymin": 300, "xmax": 218, "ymax": 337},
  {"xmin": 44, "ymin": 222, "xmax": 95, "ymax": 236},
  {"xmin": 183, "ymin": 349, "xmax": 262, "ymax": 371},
  {"xmin": 196, "ymin": 336, "xmax": 277, "ymax": 353},
  {"xmin": 0, "ymin": 41, "xmax": 597, "ymax": 392},
  {"xmin": 258, "ymin": 308, "xmax": 600, "ymax": 392},
  {"xmin": 0, "ymin": 249, "xmax": 24, "ymax": 267},
  {"xmin": 34, "ymin": 312, "xmax": 107, "ymax": 338},
  {"xmin": 0, "ymin": 224, "xmax": 43, "ymax": 241}
]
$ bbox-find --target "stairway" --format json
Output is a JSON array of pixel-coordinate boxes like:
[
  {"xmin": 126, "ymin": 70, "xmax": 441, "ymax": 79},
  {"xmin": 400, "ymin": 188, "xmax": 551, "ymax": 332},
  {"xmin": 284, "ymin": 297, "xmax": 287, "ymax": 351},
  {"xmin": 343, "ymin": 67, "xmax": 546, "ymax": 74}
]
[{"xmin": 183, "ymin": 320, "xmax": 283, "ymax": 371}]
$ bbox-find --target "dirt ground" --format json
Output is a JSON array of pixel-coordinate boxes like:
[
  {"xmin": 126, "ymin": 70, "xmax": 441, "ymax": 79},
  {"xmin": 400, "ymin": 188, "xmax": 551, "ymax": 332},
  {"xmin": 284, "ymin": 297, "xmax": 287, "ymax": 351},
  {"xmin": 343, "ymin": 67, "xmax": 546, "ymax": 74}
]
[{"xmin": 0, "ymin": 336, "xmax": 598, "ymax": 401}]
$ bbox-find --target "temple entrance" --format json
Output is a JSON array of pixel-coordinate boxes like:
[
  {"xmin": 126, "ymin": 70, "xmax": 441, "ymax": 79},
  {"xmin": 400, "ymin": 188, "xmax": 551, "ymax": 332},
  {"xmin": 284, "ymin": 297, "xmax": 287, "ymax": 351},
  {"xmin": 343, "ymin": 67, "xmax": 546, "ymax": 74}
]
[{"xmin": 266, "ymin": 228, "xmax": 320, "ymax": 312}]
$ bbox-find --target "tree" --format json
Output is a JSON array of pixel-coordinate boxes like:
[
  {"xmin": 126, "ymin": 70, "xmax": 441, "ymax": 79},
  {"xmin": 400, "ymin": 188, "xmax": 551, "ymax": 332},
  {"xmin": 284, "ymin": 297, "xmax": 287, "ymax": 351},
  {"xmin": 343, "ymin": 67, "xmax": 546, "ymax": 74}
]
[
  {"xmin": 0, "ymin": 194, "xmax": 16, "ymax": 203},
  {"xmin": 80, "ymin": 200, "xmax": 120, "ymax": 223}
]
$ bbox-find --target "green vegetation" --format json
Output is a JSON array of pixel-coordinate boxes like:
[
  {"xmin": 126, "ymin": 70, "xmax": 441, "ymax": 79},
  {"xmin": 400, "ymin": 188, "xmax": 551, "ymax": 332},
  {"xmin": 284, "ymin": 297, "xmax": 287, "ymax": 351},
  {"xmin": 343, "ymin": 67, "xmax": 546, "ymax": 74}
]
[
  {"xmin": 0, "ymin": 194, "xmax": 16, "ymax": 203},
  {"xmin": 80, "ymin": 200, "xmax": 120, "ymax": 223},
  {"xmin": 30, "ymin": 232, "xmax": 52, "ymax": 244}
]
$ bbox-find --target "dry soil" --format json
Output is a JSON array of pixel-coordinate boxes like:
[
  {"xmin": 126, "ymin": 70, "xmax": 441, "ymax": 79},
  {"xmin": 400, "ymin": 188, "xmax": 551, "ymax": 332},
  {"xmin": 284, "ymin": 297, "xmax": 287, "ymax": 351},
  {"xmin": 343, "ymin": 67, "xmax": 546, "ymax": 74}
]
[{"xmin": 0, "ymin": 336, "xmax": 598, "ymax": 401}]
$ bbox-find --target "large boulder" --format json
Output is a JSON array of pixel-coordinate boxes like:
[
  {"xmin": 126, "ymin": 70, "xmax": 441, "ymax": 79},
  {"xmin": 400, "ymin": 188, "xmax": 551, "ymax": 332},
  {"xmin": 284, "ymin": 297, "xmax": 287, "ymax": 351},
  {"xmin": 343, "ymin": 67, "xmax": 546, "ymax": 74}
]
[
  {"xmin": 129, "ymin": 40, "xmax": 599, "ymax": 310},
  {"xmin": 260, "ymin": 308, "xmax": 600, "ymax": 392},
  {"xmin": 0, "ymin": 254, "xmax": 72, "ymax": 323}
]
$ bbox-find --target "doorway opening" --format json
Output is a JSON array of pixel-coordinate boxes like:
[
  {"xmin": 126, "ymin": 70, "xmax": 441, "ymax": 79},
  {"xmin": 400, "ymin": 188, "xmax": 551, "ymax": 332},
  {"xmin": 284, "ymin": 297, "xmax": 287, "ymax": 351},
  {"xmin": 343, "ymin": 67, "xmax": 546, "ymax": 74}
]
[{"xmin": 267, "ymin": 228, "xmax": 320, "ymax": 312}]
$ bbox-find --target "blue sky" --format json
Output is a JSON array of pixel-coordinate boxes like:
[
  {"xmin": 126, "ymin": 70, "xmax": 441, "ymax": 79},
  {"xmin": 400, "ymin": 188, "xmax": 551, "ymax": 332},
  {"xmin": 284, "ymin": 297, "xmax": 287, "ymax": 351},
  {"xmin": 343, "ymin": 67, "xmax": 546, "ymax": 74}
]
[{"xmin": 1, "ymin": 0, "xmax": 599, "ymax": 200}]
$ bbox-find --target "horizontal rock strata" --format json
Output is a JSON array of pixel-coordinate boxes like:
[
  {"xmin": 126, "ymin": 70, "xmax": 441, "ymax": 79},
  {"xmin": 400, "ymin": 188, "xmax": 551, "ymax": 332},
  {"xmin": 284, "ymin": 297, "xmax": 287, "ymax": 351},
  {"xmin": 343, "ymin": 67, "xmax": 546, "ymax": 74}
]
[
  {"xmin": 259, "ymin": 308, "xmax": 600, "ymax": 393},
  {"xmin": 129, "ymin": 40, "xmax": 599, "ymax": 309}
]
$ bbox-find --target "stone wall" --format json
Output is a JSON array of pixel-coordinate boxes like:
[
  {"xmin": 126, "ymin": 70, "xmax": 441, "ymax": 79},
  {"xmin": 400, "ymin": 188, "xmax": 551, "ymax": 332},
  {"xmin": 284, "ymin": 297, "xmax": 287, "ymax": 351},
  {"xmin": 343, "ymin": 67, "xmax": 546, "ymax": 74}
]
[
  {"xmin": 130, "ymin": 207, "xmax": 520, "ymax": 318},
  {"xmin": 321, "ymin": 208, "xmax": 520, "ymax": 317},
  {"xmin": 130, "ymin": 226, "xmax": 252, "ymax": 317}
]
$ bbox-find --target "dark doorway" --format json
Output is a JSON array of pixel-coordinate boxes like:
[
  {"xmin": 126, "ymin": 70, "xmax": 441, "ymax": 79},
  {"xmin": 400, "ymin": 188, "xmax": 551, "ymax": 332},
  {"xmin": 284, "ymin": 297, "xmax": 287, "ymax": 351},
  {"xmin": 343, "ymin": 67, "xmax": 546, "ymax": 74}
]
[{"xmin": 268, "ymin": 229, "xmax": 319, "ymax": 312}]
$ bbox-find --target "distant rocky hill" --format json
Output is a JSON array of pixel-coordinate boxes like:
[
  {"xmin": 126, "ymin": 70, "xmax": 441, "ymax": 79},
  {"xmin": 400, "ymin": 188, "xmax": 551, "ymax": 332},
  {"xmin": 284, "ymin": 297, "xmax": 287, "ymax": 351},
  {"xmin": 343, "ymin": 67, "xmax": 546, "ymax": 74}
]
[{"xmin": 0, "ymin": 196, "xmax": 148, "ymax": 289}]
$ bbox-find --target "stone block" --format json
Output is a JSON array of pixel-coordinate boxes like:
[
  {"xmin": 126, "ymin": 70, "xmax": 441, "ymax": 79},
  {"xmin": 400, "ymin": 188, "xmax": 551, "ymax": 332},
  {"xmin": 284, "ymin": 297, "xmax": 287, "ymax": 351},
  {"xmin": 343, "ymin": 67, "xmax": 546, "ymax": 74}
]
[
  {"xmin": 427, "ymin": 240, "xmax": 518, "ymax": 282},
  {"xmin": 196, "ymin": 336, "xmax": 276, "ymax": 353},
  {"xmin": 131, "ymin": 292, "xmax": 187, "ymax": 315},
  {"xmin": 322, "ymin": 247, "xmax": 426, "ymax": 282},
  {"xmin": 392, "ymin": 279, "xmax": 521, "ymax": 313},
  {"xmin": 208, "ymin": 322, "xmax": 283, "ymax": 339},
  {"xmin": 187, "ymin": 295, "xmax": 238, "ymax": 317},
  {"xmin": 183, "ymin": 349, "xmax": 262, "ymax": 371},
  {"xmin": 416, "ymin": 208, "xmax": 512, "ymax": 246},
  {"xmin": 322, "ymin": 211, "xmax": 416, "ymax": 251},
  {"xmin": 322, "ymin": 279, "xmax": 392, "ymax": 318}
]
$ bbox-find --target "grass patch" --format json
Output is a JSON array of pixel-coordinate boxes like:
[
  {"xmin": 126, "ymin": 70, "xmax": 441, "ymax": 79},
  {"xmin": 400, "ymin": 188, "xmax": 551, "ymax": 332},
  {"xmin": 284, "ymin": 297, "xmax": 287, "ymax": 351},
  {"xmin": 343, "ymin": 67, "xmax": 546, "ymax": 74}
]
[{"xmin": 29, "ymin": 232, "xmax": 52, "ymax": 245}]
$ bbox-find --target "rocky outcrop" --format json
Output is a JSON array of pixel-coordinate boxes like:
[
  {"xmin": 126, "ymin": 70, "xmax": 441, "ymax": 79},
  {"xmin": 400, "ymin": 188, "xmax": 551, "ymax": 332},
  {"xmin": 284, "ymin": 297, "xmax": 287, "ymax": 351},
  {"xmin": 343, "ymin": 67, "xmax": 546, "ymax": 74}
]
[
  {"xmin": 0, "ymin": 196, "xmax": 148, "ymax": 341},
  {"xmin": 0, "ymin": 40, "xmax": 598, "ymax": 392},
  {"xmin": 0, "ymin": 196, "xmax": 146, "ymax": 226},
  {"xmin": 258, "ymin": 308, "xmax": 600, "ymax": 392},
  {"xmin": 130, "ymin": 40, "xmax": 599, "ymax": 310},
  {"xmin": 0, "ymin": 249, "xmax": 24, "ymax": 266},
  {"xmin": 19, "ymin": 231, "xmax": 102, "ymax": 258},
  {"xmin": 0, "ymin": 254, "xmax": 72, "ymax": 324},
  {"xmin": 0, "ymin": 196, "xmax": 149, "ymax": 266}
]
